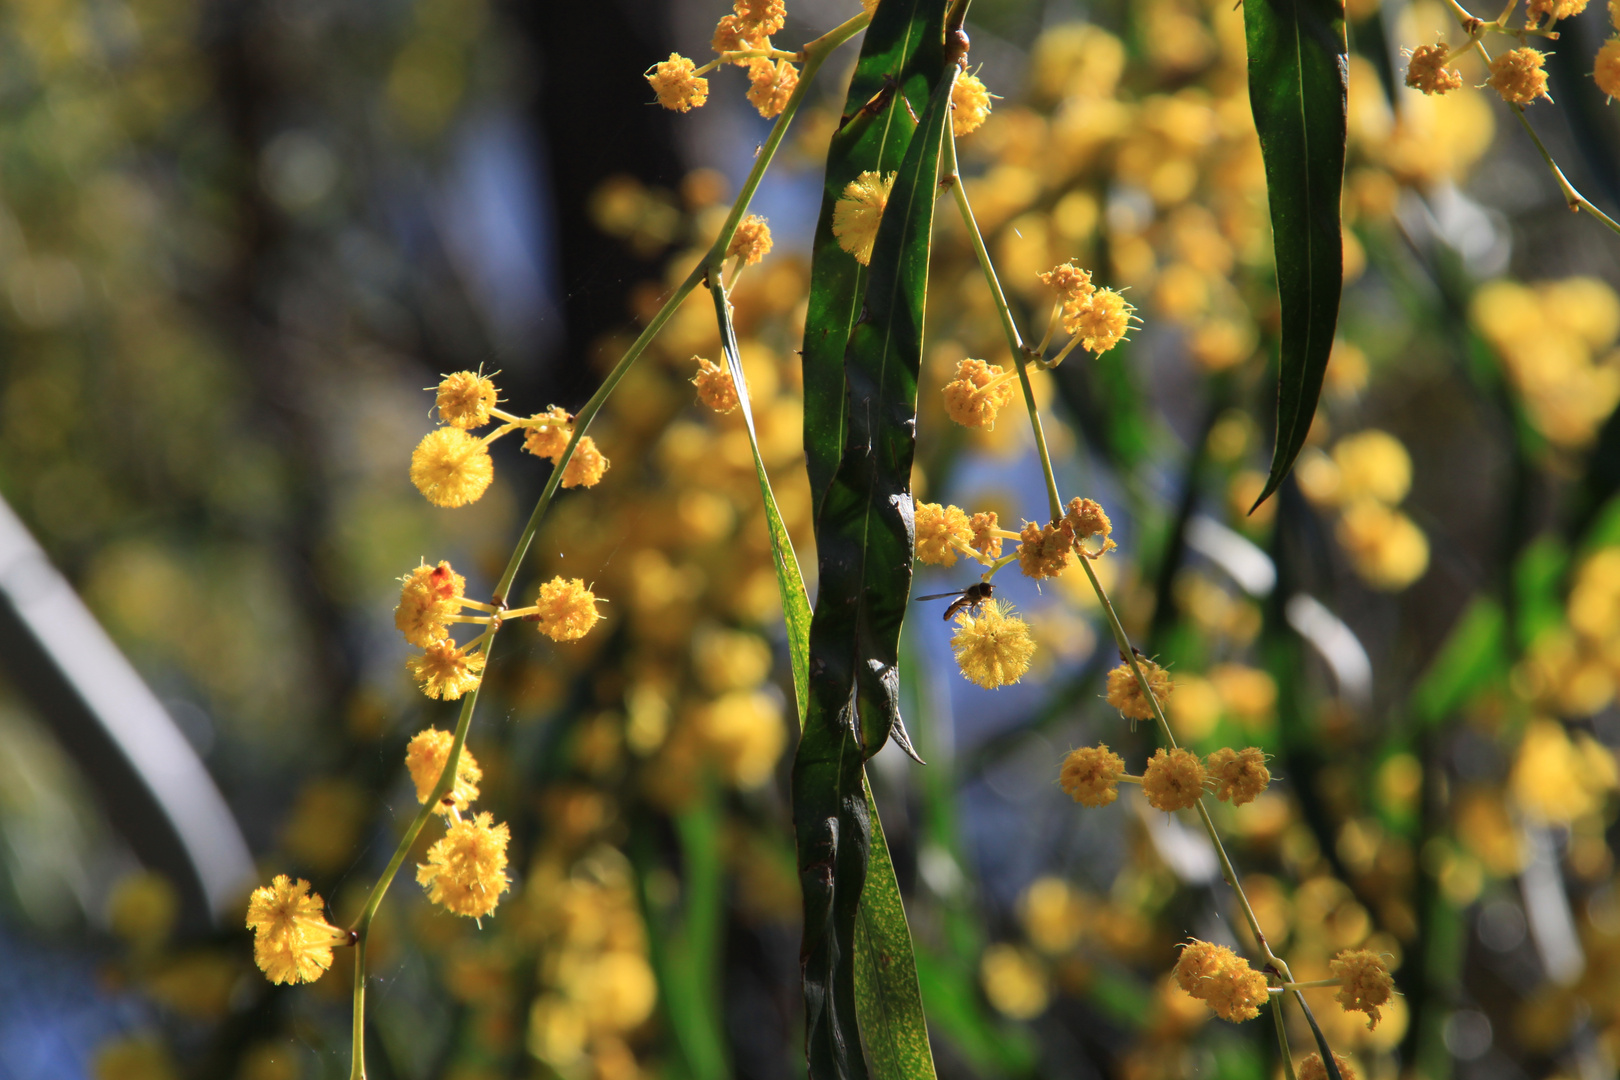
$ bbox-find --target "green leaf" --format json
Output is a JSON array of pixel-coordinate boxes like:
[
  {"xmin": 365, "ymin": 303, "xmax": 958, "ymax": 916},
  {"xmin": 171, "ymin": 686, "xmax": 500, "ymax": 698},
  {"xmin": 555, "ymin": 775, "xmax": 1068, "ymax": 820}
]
[
  {"xmin": 1244, "ymin": 0, "xmax": 1347, "ymax": 510},
  {"xmin": 854, "ymin": 777, "xmax": 938, "ymax": 1080},
  {"xmin": 793, "ymin": 9, "xmax": 951, "ymax": 1076},
  {"xmin": 802, "ymin": 0, "xmax": 945, "ymax": 520},
  {"xmin": 712, "ymin": 283, "xmax": 812, "ymax": 726},
  {"xmin": 1292, "ymin": 992, "xmax": 1346, "ymax": 1080}
]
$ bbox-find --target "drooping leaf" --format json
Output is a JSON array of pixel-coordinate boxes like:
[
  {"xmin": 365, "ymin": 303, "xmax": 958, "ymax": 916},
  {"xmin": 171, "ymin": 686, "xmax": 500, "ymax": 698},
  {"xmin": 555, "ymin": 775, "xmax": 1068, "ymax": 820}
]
[
  {"xmin": 853, "ymin": 778, "xmax": 937, "ymax": 1080},
  {"xmin": 802, "ymin": 0, "xmax": 944, "ymax": 521},
  {"xmin": 712, "ymin": 283, "xmax": 812, "ymax": 725},
  {"xmin": 793, "ymin": 9, "xmax": 952, "ymax": 1075},
  {"xmin": 1244, "ymin": 0, "xmax": 1347, "ymax": 509}
]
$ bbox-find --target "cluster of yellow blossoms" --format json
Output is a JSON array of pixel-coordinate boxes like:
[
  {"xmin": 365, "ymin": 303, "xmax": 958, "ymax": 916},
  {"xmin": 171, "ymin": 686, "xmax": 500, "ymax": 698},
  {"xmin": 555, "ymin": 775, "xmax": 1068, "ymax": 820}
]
[
  {"xmin": 1403, "ymin": 0, "xmax": 1620, "ymax": 102},
  {"xmin": 1039, "ymin": 261, "xmax": 1138, "ymax": 361},
  {"xmin": 409, "ymin": 370, "xmax": 609, "ymax": 509},
  {"xmin": 915, "ymin": 496, "xmax": 1115, "ymax": 688},
  {"xmin": 1059, "ymin": 741, "xmax": 1270, "ymax": 810},
  {"xmin": 645, "ymin": 0, "xmax": 798, "ymax": 119},
  {"xmin": 1170, "ymin": 940, "xmax": 1392, "ymax": 1031},
  {"xmin": 405, "ymin": 729, "xmax": 512, "ymax": 919},
  {"xmin": 245, "ymin": 875, "xmax": 347, "ymax": 985},
  {"xmin": 394, "ymin": 558, "xmax": 603, "ymax": 700}
]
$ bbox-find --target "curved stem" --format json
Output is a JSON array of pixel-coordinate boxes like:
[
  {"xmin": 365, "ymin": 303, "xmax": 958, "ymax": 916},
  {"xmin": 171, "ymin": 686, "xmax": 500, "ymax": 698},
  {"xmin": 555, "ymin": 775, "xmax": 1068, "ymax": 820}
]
[{"xmin": 942, "ymin": 128, "xmax": 1063, "ymax": 521}]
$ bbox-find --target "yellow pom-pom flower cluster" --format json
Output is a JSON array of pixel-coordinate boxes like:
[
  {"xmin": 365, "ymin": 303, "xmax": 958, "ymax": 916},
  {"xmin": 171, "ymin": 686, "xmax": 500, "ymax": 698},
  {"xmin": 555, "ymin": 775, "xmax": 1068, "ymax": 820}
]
[
  {"xmin": 692, "ymin": 356, "xmax": 740, "ymax": 414},
  {"xmin": 914, "ymin": 501, "xmax": 1012, "ymax": 566},
  {"xmin": 1059, "ymin": 744, "xmax": 1125, "ymax": 806},
  {"xmin": 1039, "ymin": 262, "xmax": 1137, "ymax": 359},
  {"xmin": 1142, "ymin": 747, "xmax": 1206, "ymax": 811},
  {"xmin": 1598, "ymin": 39, "xmax": 1620, "ymax": 99},
  {"xmin": 1105, "ymin": 657, "xmax": 1173, "ymax": 720},
  {"xmin": 1405, "ymin": 39, "xmax": 1462, "ymax": 94},
  {"xmin": 395, "ymin": 559, "xmax": 490, "ymax": 700},
  {"xmin": 647, "ymin": 54, "xmax": 710, "ymax": 113},
  {"xmin": 405, "ymin": 727, "xmax": 482, "ymax": 814},
  {"xmin": 746, "ymin": 58, "xmax": 799, "ymax": 119},
  {"xmin": 1299, "ymin": 1053, "xmax": 1358, "ymax": 1080},
  {"xmin": 531, "ymin": 577, "xmax": 604, "ymax": 642},
  {"xmin": 726, "ymin": 214, "xmax": 774, "ymax": 267},
  {"xmin": 942, "ymin": 358, "xmax": 1017, "ymax": 430},
  {"xmin": 1330, "ymin": 949, "xmax": 1394, "ymax": 1029},
  {"xmin": 411, "ymin": 371, "xmax": 611, "ymax": 508},
  {"xmin": 951, "ymin": 599, "xmax": 1037, "ymax": 689},
  {"xmin": 832, "ymin": 170, "xmax": 896, "ymax": 266},
  {"xmin": 1488, "ymin": 48, "xmax": 1551, "ymax": 105},
  {"xmin": 1173, "ymin": 940, "xmax": 1271, "ymax": 1022},
  {"xmin": 416, "ymin": 810, "xmax": 511, "ymax": 920},
  {"xmin": 951, "ymin": 72, "xmax": 993, "ymax": 136},
  {"xmin": 245, "ymin": 875, "xmax": 346, "ymax": 985}
]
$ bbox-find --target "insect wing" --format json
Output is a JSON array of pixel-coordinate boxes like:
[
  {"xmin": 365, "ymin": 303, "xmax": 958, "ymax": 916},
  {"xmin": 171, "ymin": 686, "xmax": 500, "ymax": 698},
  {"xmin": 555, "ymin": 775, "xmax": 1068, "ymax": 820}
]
[{"xmin": 915, "ymin": 590, "xmax": 969, "ymax": 602}]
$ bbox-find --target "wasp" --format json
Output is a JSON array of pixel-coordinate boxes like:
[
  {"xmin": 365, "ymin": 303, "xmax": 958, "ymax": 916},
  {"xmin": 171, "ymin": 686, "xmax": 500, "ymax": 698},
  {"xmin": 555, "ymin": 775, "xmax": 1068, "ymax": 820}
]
[{"xmin": 915, "ymin": 581, "xmax": 995, "ymax": 622}]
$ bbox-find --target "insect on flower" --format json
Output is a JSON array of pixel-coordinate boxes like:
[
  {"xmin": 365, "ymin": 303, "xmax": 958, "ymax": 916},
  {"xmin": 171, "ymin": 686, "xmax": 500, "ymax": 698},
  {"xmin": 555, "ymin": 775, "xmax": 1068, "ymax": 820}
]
[{"xmin": 916, "ymin": 581, "xmax": 995, "ymax": 621}]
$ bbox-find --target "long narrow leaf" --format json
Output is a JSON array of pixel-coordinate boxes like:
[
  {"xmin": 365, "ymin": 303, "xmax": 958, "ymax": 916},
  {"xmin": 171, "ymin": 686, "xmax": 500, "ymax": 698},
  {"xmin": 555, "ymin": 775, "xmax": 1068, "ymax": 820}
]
[
  {"xmin": 712, "ymin": 283, "xmax": 812, "ymax": 725},
  {"xmin": 803, "ymin": 0, "xmax": 946, "ymax": 520},
  {"xmin": 1244, "ymin": 0, "xmax": 1347, "ymax": 508},
  {"xmin": 854, "ymin": 777, "xmax": 938, "ymax": 1080},
  {"xmin": 793, "ymin": 19, "xmax": 952, "ymax": 1077}
]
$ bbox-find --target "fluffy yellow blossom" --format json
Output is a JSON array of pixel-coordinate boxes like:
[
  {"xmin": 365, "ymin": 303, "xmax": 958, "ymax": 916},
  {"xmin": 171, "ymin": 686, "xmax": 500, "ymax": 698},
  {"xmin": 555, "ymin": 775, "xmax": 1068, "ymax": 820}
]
[
  {"xmin": 1173, "ymin": 940, "xmax": 1269, "ymax": 1022},
  {"xmin": 747, "ymin": 59, "xmax": 799, "ymax": 119},
  {"xmin": 1330, "ymin": 949, "xmax": 1394, "ymax": 1029},
  {"xmin": 942, "ymin": 358, "xmax": 1016, "ymax": 430},
  {"xmin": 1405, "ymin": 40, "xmax": 1462, "ymax": 94},
  {"xmin": 727, "ymin": 214, "xmax": 774, "ymax": 266},
  {"xmin": 951, "ymin": 599, "xmax": 1036, "ymax": 689},
  {"xmin": 435, "ymin": 371, "xmax": 498, "ymax": 429},
  {"xmin": 915, "ymin": 501, "xmax": 974, "ymax": 566},
  {"xmin": 534, "ymin": 577, "xmax": 603, "ymax": 642},
  {"xmin": 405, "ymin": 727, "xmax": 482, "ymax": 813},
  {"xmin": 1207, "ymin": 746, "xmax": 1270, "ymax": 806},
  {"xmin": 522, "ymin": 406, "xmax": 573, "ymax": 459},
  {"xmin": 1336, "ymin": 500, "xmax": 1430, "ymax": 591},
  {"xmin": 692, "ymin": 357, "xmax": 740, "ymax": 414},
  {"xmin": 1040, "ymin": 262, "xmax": 1096, "ymax": 323},
  {"xmin": 712, "ymin": 14, "xmax": 764, "ymax": 59},
  {"xmin": 1063, "ymin": 496, "xmax": 1115, "ymax": 557},
  {"xmin": 561, "ymin": 435, "xmax": 610, "ymax": 489},
  {"xmin": 1527, "ymin": 0, "xmax": 1588, "ymax": 21},
  {"xmin": 1300, "ymin": 1053, "xmax": 1358, "ymax": 1080},
  {"xmin": 1142, "ymin": 747, "xmax": 1206, "ymax": 812},
  {"xmin": 969, "ymin": 511, "xmax": 1004, "ymax": 560},
  {"xmin": 245, "ymin": 875, "xmax": 344, "ymax": 985},
  {"xmin": 1017, "ymin": 519, "xmax": 1074, "ymax": 578},
  {"xmin": 411, "ymin": 427, "xmax": 495, "ymax": 508},
  {"xmin": 1597, "ymin": 39, "xmax": 1620, "ymax": 99},
  {"xmin": 1488, "ymin": 48, "xmax": 1551, "ymax": 105},
  {"xmin": 647, "ymin": 54, "xmax": 709, "ymax": 113},
  {"xmin": 417, "ymin": 811, "xmax": 511, "ymax": 919},
  {"xmin": 408, "ymin": 641, "xmax": 486, "ymax": 700},
  {"xmin": 1106, "ymin": 658, "xmax": 1172, "ymax": 720},
  {"xmin": 735, "ymin": 0, "xmax": 787, "ymax": 36},
  {"xmin": 1072, "ymin": 288, "xmax": 1135, "ymax": 354},
  {"xmin": 951, "ymin": 72, "xmax": 992, "ymax": 136},
  {"xmin": 1059, "ymin": 744, "xmax": 1125, "ymax": 806},
  {"xmin": 395, "ymin": 560, "xmax": 466, "ymax": 647},
  {"xmin": 832, "ymin": 170, "xmax": 895, "ymax": 266}
]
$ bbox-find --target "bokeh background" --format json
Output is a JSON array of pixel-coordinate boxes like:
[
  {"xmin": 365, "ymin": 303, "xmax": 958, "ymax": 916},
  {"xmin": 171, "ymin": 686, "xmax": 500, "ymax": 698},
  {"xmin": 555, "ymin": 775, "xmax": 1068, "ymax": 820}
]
[{"xmin": 4, "ymin": 0, "xmax": 1620, "ymax": 1077}]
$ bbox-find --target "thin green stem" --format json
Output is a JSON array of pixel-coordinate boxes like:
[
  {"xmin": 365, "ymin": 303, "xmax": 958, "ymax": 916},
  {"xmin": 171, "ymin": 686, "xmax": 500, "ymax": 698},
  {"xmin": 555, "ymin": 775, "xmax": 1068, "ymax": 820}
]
[
  {"xmin": 351, "ymin": 929, "xmax": 367, "ymax": 1079},
  {"xmin": 1509, "ymin": 106, "xmax": 1620, "ymax": 235},
  {"xmin": 1271, "ymin": 994, "xmax": 1299, "ymax": 1080},
  {"xmin": 942, "ymin": 128, "xmax": 1063, "ymax": 521}
]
